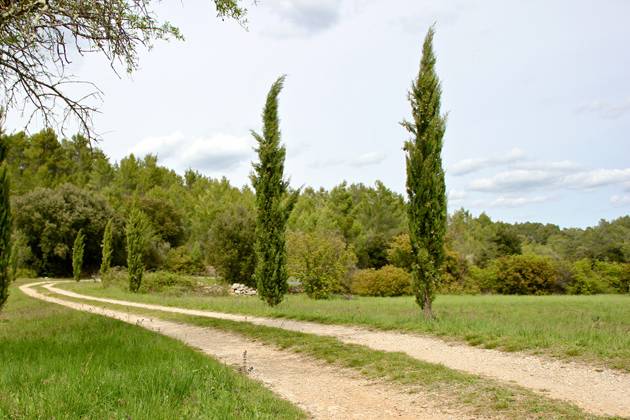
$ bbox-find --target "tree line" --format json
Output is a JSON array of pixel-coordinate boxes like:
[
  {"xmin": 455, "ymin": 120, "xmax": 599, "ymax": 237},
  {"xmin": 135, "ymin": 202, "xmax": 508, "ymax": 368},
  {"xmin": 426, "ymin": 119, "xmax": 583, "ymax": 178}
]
[{"xmin": 1, "ymin": 128, "xmax": 627, "ymax": 297}]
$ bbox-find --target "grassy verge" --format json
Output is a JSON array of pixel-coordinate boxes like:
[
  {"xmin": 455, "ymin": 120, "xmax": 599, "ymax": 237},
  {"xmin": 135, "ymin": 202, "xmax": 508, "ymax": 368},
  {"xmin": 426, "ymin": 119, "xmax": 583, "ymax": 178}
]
[
  {"xmin": 63, "ymin": 280, "xmax": 630, "ymax": 371},
  {"xmin": 40, "ymin": 285, "xmax": 608, "ymax": 419},
  {"xmin": 0, "ymin": 281, "xmax": 304, "ymax": 419}
]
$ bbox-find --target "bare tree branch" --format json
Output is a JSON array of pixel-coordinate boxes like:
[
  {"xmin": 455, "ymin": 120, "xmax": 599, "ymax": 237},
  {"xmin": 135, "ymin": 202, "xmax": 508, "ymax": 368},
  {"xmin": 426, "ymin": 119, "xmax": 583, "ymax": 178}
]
[{"xmin": 0, "ymin": 0, "xmax": 248, "ymax": 140}]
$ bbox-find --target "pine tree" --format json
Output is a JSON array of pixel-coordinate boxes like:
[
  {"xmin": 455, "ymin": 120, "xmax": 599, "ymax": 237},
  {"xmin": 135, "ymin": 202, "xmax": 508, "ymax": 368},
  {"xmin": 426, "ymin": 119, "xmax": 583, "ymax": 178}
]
[
  {"xmin": 126, "ymin": 208, "xmax": 145, "ymax": 292},
  {"xmin": 0, "ymin": 119, "xmax": 11, "ymax": 310},
  {"xmin": 100, "ymin": 219, "xmax": 113, "ymax": 275},
  {"xmin": 72, "ymin": 229, "xmax": 85, "ymax": 281},
  {"xmin": 250, "ymin": 76, "xmax": 298, "ymax": 306},
  {"xmin": 402, "ymin": 27, "xmax": 448, "ymax": 319}
]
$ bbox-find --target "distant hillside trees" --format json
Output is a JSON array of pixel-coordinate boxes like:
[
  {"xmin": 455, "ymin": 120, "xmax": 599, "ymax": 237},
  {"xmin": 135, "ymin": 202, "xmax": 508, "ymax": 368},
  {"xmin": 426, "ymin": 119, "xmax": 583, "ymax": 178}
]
[
  {"xmin": 251, "ymin": 76, "xmax": 298, "ymax": 306},
  {"xmin": 402, "ymin": 27, "xmax": 448, "ymax": 318}
]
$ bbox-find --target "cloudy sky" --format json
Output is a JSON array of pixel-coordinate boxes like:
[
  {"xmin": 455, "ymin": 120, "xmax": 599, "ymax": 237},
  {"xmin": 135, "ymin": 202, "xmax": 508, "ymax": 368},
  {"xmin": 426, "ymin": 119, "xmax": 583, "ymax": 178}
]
[{"xmin": 7, "ymin": 0, "xmax": 630, "ymax": 228}]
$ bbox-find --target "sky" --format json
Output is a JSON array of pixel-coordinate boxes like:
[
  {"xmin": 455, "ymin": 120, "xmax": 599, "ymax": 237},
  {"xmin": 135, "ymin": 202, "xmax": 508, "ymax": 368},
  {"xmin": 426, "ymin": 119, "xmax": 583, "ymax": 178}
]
[{"xmin": 6, "ymin": 0, "xmax": 630, "ymax": 228}]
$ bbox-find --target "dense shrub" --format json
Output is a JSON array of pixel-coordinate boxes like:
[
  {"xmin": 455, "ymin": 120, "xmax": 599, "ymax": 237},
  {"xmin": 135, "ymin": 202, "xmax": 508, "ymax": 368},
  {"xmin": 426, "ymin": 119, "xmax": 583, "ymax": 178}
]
[
  {"xmin": 287, "ymin": 230, "xmax": 356, "ymax": 299},
  {"xmin": 493, "ymin": 255, "xmax": 561, "ymax": 295},
  {"xmin": 101, "ymin": 268, "xmax": 224, "ymax": 295},
  {"xmin": 440, "ymin": 248, "xmax": 477, "ymax": 294},
  {"xmin": 164, "ymin": 245, "xmax": 205, "ymax": 275},
  {"xmin": 13, "ymin": 184, "xmax": 114, "ymax": 276},
  {"xmin": 351, "ymin": 265, "xmax": 411, "ymax": 297},
  {"xmin": 208, "ymin": 201, "xmax": 256, "ymax": 287},
  {"xmin": 567, "ymin": 259, "xmax": 625, "ymax": 294},
  {"xmin": 386, "ymin": 233, "xmax": 413, "ymax": 271}
]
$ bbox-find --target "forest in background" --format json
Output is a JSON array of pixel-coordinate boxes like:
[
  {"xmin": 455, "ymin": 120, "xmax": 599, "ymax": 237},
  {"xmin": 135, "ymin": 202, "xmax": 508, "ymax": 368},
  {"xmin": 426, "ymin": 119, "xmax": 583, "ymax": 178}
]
[{"xmin": 3, "ymin": 129, "xmax": 629, "ymax": 296}]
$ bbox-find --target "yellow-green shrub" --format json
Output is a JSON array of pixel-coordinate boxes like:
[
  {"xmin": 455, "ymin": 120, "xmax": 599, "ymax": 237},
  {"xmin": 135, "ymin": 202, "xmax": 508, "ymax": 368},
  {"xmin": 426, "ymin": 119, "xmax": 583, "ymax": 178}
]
[{"xmin": 351, "ymin": 265, "xmax": 411, "ymax": 297}]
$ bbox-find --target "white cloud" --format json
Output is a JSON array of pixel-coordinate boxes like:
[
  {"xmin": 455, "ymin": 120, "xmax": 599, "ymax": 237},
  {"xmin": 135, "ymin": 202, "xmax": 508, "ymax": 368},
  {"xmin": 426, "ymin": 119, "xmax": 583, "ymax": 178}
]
[
  {"xmin": 447, "ymin": 189, "xmax": 467, "ymax": 202},
  {"xmin": 610, "ymin": 195, "xmax": 630, "ymax": 206},
  {"xmin": 469, "ymin": 169, "xmax": 556, "ymax": 192},
  {"xmin": 469, "ymin": 167, "xmax": 630, "ymax": 193},
  {"xmin": 449, "ymin": 148, "xmax": 526, "ymax": 176},
  {"xmin": 576, "ymin": 98, "xmax": 630, "ymax": 119},
  {"xmin": 564, "ymin": 169, "xmax": 630, "ymax": 189},
  {"xmin": 130, "ymin": 132, "xmax": 255, "ymax": 173},
  {"xmin": 262, "ymin": 0, "xmax": 344, "ymax": 36},
  {"xmin": 350, "ymin": 152, "xmax": 387, "ymax": 167},
  {"xmin": 487, "ymin": 195, "xmax": 550, "ymax": 208}
]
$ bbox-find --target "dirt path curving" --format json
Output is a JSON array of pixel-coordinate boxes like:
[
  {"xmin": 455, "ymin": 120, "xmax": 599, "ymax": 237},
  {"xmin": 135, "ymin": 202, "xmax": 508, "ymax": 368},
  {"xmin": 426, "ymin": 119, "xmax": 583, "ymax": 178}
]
[
  {"xmin": 21, "ymin": 281, "xmax": 469, "ymax": 420},
  {"xmin": 42, "ymin": 281, "xmax": 630, "ymax": 418}
]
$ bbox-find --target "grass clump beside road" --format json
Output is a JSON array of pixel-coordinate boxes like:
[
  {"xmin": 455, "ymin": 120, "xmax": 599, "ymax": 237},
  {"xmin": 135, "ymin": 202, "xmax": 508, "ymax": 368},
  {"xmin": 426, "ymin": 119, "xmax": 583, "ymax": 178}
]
[
  {"xmin": 65, "ymin": 280, "xmax": 630, "ymax": 371},
  {"xmin": 0, "ymin": 281, "xmax": 304, "ymax": 420},
  {"xmin": 42, "ymin": 286, "xmax": 604, "ymax": 420}
]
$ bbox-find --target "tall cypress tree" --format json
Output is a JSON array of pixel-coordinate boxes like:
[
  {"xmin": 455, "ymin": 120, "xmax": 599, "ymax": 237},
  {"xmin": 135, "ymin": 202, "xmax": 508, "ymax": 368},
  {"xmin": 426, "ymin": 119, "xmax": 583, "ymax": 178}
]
[
  {"xmin": 251, "ymin": 76, "xmax": 298, "ymax": 306},
  {"xmin": 100, "ymin": 219, "xmax": 113, "ymax": 275},
  {"xmin": 0, "ymin": 114, "xmax": 11, "ymax": 310},
  {"xmin": 0, "ymin": 147, "xmax": 10, "ymax": 310},
  {"xmin": 126, "ymin": 208, "xmax": 145, "ymax": 293},
  {"xmin": 402, "ymin": 27, "xmax": 447, "ymax": 319},
  {"xmin": 72, "ymin": 229, "xmax": 85, "ymax": 281}
]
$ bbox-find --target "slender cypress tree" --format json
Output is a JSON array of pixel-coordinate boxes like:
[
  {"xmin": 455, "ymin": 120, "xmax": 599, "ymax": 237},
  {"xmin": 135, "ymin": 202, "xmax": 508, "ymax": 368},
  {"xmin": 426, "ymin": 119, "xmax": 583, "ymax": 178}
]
[
  {"xmin": 72, "ymin": 229, "xmax": 85, "ymax": 281},
  {"xmin": 250, "ymin": 76, "xmax": 298, "ymax": 306},
  {"xmin": 0, "ymin": 117, "xmax": 11, "ymax": 310},
  {"xmin": 0, "ymin": 162, "xmax": 10, "ymax": 309},
  {"xmin": 126, "ymin": 208, "xmax": 144, "ymax": 292},
  {"xmin": 402, "ymin": 27, "xmax": 447, "ymax": 319},
  {"xmin": 100, "ymin": 219, "xmax": 113, "ymax": 275}
]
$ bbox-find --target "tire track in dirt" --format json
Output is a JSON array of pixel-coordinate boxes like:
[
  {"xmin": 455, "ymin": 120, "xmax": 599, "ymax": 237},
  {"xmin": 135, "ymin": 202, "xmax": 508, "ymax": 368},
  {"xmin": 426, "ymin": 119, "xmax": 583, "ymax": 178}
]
[
  {"xmin": 43, "ymin": 281, "xmax": 630, "ymax": 417},
  {"xmin": 21, "ymin": 281, "xmax": 466, "ymax": 420}
]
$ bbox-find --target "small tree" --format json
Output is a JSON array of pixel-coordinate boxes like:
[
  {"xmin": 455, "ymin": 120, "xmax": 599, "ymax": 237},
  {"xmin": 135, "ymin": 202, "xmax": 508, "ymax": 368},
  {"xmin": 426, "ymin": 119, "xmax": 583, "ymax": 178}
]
[
  {"xmin": 126, "ymin": 208, "xmax": 145, "ymax": 292},
  {"xmin": 251, "ymin": 76, "xmax": 298, "ymax": 306},
  {"xmin": 287, "ymin": 230, "xmax": 357, "ymax": 299},
  {"xmin": 402, "ymin": 27, "xmax": 448, "ymax": 319},
  {"xmin": 72, "ymin": 229, "xmax": 85, "ymax": 281},
  {"xmin": 0, "ymin": 160, "xmax": 11, "ymax": 310},
  {"xmin": 100, "ymin": 219, "xmax": 114, "ymax": 275}
]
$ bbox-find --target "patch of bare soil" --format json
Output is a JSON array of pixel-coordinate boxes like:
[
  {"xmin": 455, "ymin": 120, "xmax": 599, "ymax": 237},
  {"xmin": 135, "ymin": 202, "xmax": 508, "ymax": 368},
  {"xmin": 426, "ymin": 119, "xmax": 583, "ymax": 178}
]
[
  {"xmin": 21, "ymin": 282, "xmax": 468, "ymax": 420},
  {"xmin": 42, "ymin": 282, "xmax": 630, "ymax": 417}
]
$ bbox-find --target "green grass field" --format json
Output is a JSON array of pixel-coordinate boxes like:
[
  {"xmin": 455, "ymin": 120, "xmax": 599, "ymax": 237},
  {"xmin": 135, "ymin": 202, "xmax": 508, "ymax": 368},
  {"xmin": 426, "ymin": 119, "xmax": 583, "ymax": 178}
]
[
  {"xmin": 37, "ymin": 284, "xmax": 600, "ymax": 419},
  {"xmin": 64, "ymin": 281, "xmax": 630, "ymax": 371},
  {"xmin": 0, "ymin": 282, "xmax": 304, "ymax": 419}
]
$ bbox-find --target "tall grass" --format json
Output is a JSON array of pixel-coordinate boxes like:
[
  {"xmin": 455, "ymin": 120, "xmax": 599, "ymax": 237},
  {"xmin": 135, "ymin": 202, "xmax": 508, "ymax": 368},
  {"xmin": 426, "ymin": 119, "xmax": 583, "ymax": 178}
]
[
  {"xmin": 65, "ymin": 281, "xmax": 630, "ymax": 370},
  {"xmin": 0, "ymin": 281, "xmax": 304, "ymax": 419}
]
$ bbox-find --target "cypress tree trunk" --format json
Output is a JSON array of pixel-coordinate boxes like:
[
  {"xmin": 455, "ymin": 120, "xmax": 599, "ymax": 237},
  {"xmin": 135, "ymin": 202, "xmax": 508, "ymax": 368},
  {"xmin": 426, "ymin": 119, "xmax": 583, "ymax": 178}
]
[
  {"xmin": 251, "ymin": 76, "xmax": 298, "ymax": 306},
  {"xmin": 402, "ymin": 27, "xmax": 448, "ymax": 319},
  {"xmin": 0, "ymin": 161, "xmax": 11, "ymax": 309},
  {"xmin": 72, "ymin": 229, "xmax": 85, "ymax": 281},
  {"xmin": 100, "ymin": 219, "xmax": 113, "ymax": 275},
  {"xmin": 126, "ymin": 209, "xmax": 144, "ymax": 292}
]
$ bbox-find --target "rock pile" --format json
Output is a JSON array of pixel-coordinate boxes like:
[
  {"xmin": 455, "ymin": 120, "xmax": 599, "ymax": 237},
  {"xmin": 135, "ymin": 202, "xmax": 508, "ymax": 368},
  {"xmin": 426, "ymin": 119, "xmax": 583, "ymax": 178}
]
[{"xmin": 230, "ymin": 283, "xmax": 257, "ymax": 296}]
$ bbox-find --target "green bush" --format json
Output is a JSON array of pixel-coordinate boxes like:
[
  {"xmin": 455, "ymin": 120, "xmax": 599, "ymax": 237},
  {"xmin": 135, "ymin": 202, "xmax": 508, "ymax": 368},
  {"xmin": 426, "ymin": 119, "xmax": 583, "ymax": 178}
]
[
  {"xmin": 351, "ymin": 265, "xmax": 411, "ymax": 297},
  {"xmin": 567, "ymin": 259, "xmax": 622, "ymax": 295},
  {"xmin": 287, "ymin": 230, "xmax": 357, "ymax": 299},
  {"xmin": 164, "ymin": 245, "xmax": 205, "ymax": 275},
  {"xmin": 386, "ymin": 233, "xmax": 413, "ymax": 271},
  {"xmin": 440, "ymin": 248, "xmax": 477, "ymax": 294},
  {"xmin": 139, "ymin": 271, "xmax": 197, "ymax": 294},
  {"xmin": 207, "ymin": 201, "xmax": 256, "ymax": 287},
  {"xmin": 13, "ymin": 184, "xmax": 114, "ymax": 276},
  {"xmin": 493, "ymin": 255, "xmax": 560, "ymax": 295}
]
